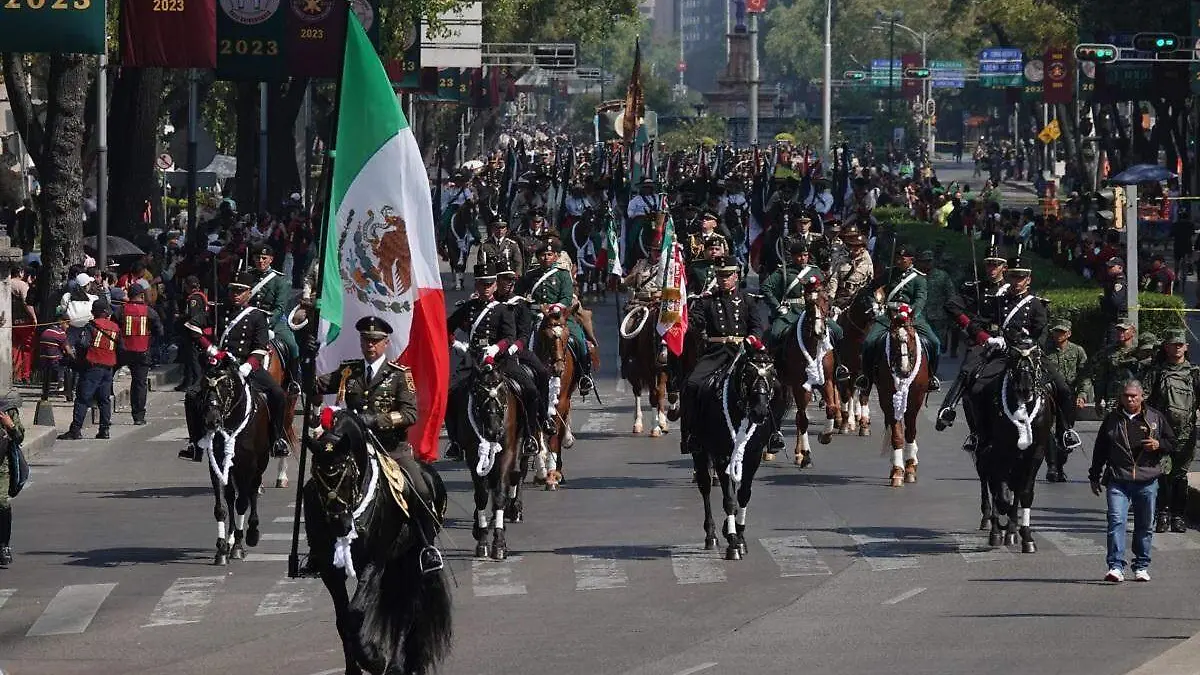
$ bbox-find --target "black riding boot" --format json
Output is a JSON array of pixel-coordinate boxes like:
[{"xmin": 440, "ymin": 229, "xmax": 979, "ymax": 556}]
[
  {"xmin": 926, "ymin": 346, "xmax": 941, "ymax": 391},
  {"xmin": 263, "ymin": 386, "xmax": 289, "ymax": 458},
  {"xmin": 0, "ymin": 505, "xmax": 12, "ymax": 565},
  {"xmin": 936, "ymin": 369, "xmax": 970, "ymax": 430}
]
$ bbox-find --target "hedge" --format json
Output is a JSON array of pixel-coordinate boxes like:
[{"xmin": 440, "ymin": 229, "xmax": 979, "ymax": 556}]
[{"xmin": 870, "ymin": 206, "xmax": 1184, "ymax": 353}]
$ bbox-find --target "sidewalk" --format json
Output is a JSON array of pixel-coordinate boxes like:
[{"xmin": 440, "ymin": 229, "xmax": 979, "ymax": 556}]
[{"xmin": 17, "ymin": 364, "xmax": 182, "ymax": 461}]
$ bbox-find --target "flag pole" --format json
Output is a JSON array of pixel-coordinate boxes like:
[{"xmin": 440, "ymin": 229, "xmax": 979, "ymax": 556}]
[{"xmin": 288, "ymin": 0, "xmax": 354, "ymax": 580}]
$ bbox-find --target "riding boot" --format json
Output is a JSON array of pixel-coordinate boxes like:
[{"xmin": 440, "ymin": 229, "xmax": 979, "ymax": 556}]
[
  {"xmin": 265, "ymin": 391, "xmax": 289, "ymax": 458},
  {"xmin": 0, "ymin": 505, "xmax": 11, "ymax": 565},
  {"xmin": 927, "ymin": 347, "xmax": 941, "ymax": 391},
  {"xmin": 578, "ymin": 343, "xmax": 596, "ymax": 396},
  {"xmin": 935, "ymin": 370, "xmax": 970, "ymax": 430}
]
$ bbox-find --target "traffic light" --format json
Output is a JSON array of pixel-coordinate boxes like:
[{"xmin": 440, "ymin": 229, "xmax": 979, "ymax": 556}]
[
  {"xmin": 1075, "ymin": 43, "xmax": 1118, "ymax": 63},
  {"xmin": 533, "ymin": 45, "xmax": 576, "ymax": 71},
  {"xmin": 1133, "ymin": 32, "xmax": 1179, "ymax": 53},
  {"xmin": 903, "ymin": 67, "xmax": 931, "ymax": 79},
  {"xmin": 843, "ymin": 70, "xmax": 866, "ymax": 81}
]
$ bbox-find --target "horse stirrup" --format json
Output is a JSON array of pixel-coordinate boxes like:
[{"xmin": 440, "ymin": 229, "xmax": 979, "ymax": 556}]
[{"xmin": 419, "ymin": 545, "xmax": 445, "ymax": 574}]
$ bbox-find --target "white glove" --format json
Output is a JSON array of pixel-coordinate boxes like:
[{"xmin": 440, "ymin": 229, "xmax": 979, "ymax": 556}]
[
  {"xmin": 986, "ymin": 336, "xmax": 1006, "ymax": 351},
  {"xmin": 238, "ymin": 362, "xmax": 253, "ymax": 378},
  {"xmin": 452, "ymin": 340, "xmax": 469, "ymax": 353},
  {"xmin": 507, "ymin": 344, "xmax": 519, "ymax": 355},
  {"xmin": 484, "ymin": 345, "xmax": 500, "ymax": 359},
  {"xmin": 206, "ymin": 344, "xmax": 219, "ymax": 357}
]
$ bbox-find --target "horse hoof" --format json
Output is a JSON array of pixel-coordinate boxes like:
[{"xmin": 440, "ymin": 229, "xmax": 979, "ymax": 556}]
[
  {"xmin": 492, "ymin": 546, "xmax": 508, "ymax": 561},
  {"xmin": 562, "ymin": 434, "xmax": 575, "ymax": 449},
  {"xmin": 800, "ymin": 454, "xmax": 813, "ymax": 469},
  {"xmin": 1022, "ymin": 541, "xmax": 1037, "ymax": 554},
  {"xmin": 512, "ymin": 511, "xmax": 524, "ymax": 523},
  {"xmin": 904, "ymin": 468, "xmax": 917, "ymax": 484},
  {"xmin": 231, "ymin": 546, "xmax": 245, "ymax": 561},
  {"xmin": 257, "ymin": 486, "xmax": 264, "ymax": 495},
  {"xmin": 545, "ymin": 481, "xmax": 558, "ymax": 492},
  {"xmin": 1005, "ymin": 533, "xmax": 1019, "ymax": 546},
  {"xmin": 650, "ymin": 427, "xmax": 661, "ymax": 438},
  {"xmin": 764, "ymin": 452, "xmax": 776, "ymax": 462},
  {"xmin": 475, "ymin": 544, "xmax": 490, "ymax": 558},
  {"xmin": 818, "ymin": 432, "xmax": 833, "ymax": 445},
  {"xmin": 666, "ymin": 409, "xmax": 681, "ymax": 422},
  {"xmin": 979, "ymin": 517, "xmax": 990, "ymax": 531},
  {"xmin": 214, "ymin": 554, "xmax": 228, "ymax": 566},
  {"xmin": 632, "ymin": 423, "xmax": 643, "ymax": 435},
  {"xmin": 889, "ymin": 468, "xmax": 904, "ymax": 488},
  {"xmin": 738, "ymin": 541, "xmax": 748, "ymax": 555},
  {"xmin": 725, "ymin": 547, "xmax": 742, "ymax": 561},
  {"xmin": 275, "ymin": 478, "xmax": 288, "ymax": 489},
  {"xmin": 988, "ymin": 533, "xmax": 1003, "ymax": 547},
  {"xmin": 859, "ymin": 427, "xmax": 870, "ymax": 437},
  {"xmin": 245, "ymin": 529, "xmax": 260, "ymax": 547},
  {"xmin": 704, "ymin": 536, "xmax": 719, "ymax": 550}
]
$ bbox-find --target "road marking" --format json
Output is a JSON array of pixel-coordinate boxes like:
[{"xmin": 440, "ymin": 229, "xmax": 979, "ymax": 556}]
[
  {"xmin": 573, "ymin": 550, "xmax": 628, "ymax": 590},
  {"xmin": 951, "ymin": 533, "xmax": 1014, "ymax": 562},
  {"xmin": 27, "ymin": 583, "xmax": 117, "ymax": 636},
  {"xmin": 759, "ymin": 536, "xmax": 832, "ymax": 577},
  {"xmin": 30, "ymin": 457, "xmax": 72, "ymax": 466},
  {"xmin": 245, "ymin": 553, "xmax": 290, "ymax": 562},
  {"xmin": 673, "ymin": 664, "xmax": 718, "ymax": 675},
  {"xmin": 303, "ymin": 670, "xmax": 343, "ymax": 675},
  {"xmin": 1041, "ymin": 529, "xmax": 1105, "ymax": 556},
  {"xmin": 146, "ymin": 428, "xmax": 190, "ymax": 443},
  {"xmin": 579, "ymin": 412, "xmax": 619, "ymax": 433},
  {"xmin": 144, "ymin": 576, "xmax": 226, "ymax": 627},
  {"xmin": 0, "ymin": 588, "xmax": 14, "ymax": 611},
  {"xmin": 259, "ymin": 533, "xmax": 293, "ymax": 541},
  {"xmin": 1152, "ymin": 534, "xmax": 1200, "ymax": 552},
  {"xmin": 882, "ymin": 586, "xmax": 926, "ymax": 605},
  {"xmin": 850, "ymin": 534, "xmax": 919, "ymax": 570},
  {"xmin": 668, "ymin": 545, "xmax": 727, "ymax": 585},
  {"xmin": 273, "ymin": 516, "xmax": 303, "ymax": 524},
  {"xmin": 255, "ymin": 579, "xmax": 319, "ymax": 616},
  {"xmin": 471, "ymin": 556, "xmax": 527, "ymax": 597}
]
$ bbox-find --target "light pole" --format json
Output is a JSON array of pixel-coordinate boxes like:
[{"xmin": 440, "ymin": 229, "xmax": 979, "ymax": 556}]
[
  {"xmin": 875, "ymin": 10, "xmax": 903, "ymax": 134},
  {"xmin": 874, "ymin": 19, "xmax": 937, "ymax": 156},
  {"xmin": 822, "ymin": 0, "xmax": 832, "ymax": 162}
]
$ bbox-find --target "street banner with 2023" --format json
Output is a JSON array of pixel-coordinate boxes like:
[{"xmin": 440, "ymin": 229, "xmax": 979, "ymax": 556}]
[
  {"xmin": 1, "ymin": 0, "xmax": 106, "ymax": 54},
  {"xmin": 121, "ymin": 0, "xmax": 218, "ymax": 68}
]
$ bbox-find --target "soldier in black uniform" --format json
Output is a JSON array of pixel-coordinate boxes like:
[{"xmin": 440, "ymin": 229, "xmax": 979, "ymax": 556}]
[
  {"xmin": 495, "ymin": 259, "xmax": 556, "ymax": 435},
  {"xmin": 1100, "ymin": 256, "xmax": 1128, "ymax": 338},
  {"xmin": 680, "ymin": 257, "xmax": 768, "ymax": 455},
  {"xmin": 477, "ymin": 218, "xmax": 525, "ymax": 277},
  {"xmin": 181, "ymin": 272, "xmax": 289, "ymax": 461},
  {"xmin": 175, "ymin": 275, "xmax": 209, "ymax": 391}
]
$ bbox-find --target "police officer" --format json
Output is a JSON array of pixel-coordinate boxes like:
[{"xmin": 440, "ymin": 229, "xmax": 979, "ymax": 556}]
[
  {"xmin": 1144, "ymin": 329, "xmax": 1200, "ymax": 533},
  {"xmin": 1100, "ymin": 256, "xmax": 1128, "ymax": 329},
  {"xmin": 175, "ymin": 275, "xmax": 209, "ymax": 391},
  {"xmin": 859, "ymin": 245, "xmax": 942, "ymax": 391},
  {"xmin": 0, "ymin": 392, "xmax": 25, "ymax": 566},
  {"xmin": 246, "ymin": 242, "xmax": 301, "ymax": 389},
  {"xmin": 477, "ymin": 218, "xmax": 525, "ymax": 278},
  {"xmin": 182, "ymin": 272, "xmax": 290, "ymax": 460},
  {"xmin": 1044, "ymin": 320, "xmax": 1090, "ymax": 482},
  {"xmin": 58, "ymin": 300, "xmax": 120, "ymax": 441},
  {"xmin": 680, "ymin": 257, "xmax": 768, "ymax": 455},
  {"xmin": 117, "ymin": 279, "xmax": 163, "ymax": 425},
  {"xmin": 517, "ymin": 238, "xmax": 595, "ymax": 396},
  {"xmin": 760, "ymin": 239, "xmax": 822, "ymax": 350}
]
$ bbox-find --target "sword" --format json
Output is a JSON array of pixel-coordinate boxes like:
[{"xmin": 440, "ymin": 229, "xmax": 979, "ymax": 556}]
[{"xmin": 968, "ymin": 227, "xmax": 981, "ymax": 313}]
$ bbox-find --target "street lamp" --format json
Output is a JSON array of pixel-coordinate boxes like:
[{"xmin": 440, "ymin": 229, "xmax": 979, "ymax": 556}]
[
  {"xmin": 873, "ymin": 20, "xmax": 939, "ymax": 156},
  {"xmin": 821, "ymin": 0, "xmax": 833, "ymax": 163},
  {"xmin": 875, "ymin": 9, "xmax": 903, "ymax": 138}
]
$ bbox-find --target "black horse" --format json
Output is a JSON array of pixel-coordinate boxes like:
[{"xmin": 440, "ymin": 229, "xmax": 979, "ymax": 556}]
[
  {"xmin": 303, "ymin": 409, "xmax": 452, "ymax": 675},
  {"xmin": 685, "ymin": 344, "xmax": 786, "ymax": 560},
  {"xmin": 198, "ymin": 361, "xmax": 271, "ymax": 566},
  {"xmin": 970, "ymin": 337, "xmax": 1051, "ymax": 552}
]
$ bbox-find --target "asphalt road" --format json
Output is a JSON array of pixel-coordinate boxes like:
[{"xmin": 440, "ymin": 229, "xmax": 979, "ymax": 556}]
[{"xmin": 2, "ymin": 259, "xmax": 1200, "ymax": 675}]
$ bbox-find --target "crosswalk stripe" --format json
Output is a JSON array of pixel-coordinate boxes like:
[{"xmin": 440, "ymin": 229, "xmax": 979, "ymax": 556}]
[
  {"xmin": 668, "ymin": 545, "xmax": 727, "ymax": 584},
  {"xmin": 273, "ymin": 516, "xmax": 302, "ymax": 524},
  {"xmin": 1152, "ymin": 533, "xmax": 1200, "ymax": 552},
  {"xmin": 850, "ymin": 534, "xmax": 919, "ymax": 571},
  {"xmin": 256, "ymin": 579, "xmax": 320, "ymax": 616},
  {"xmin": 144, "ymin": 576, "xmax": 226, "ymax": 627},
  {"xmin": 1041, "ymin": 529, "xmax": 1105, "ymax": 556},
  {"xmin": 579, "ymin": 413, "xmax": 619, "ymax": 433},
  {"xmin": 245, "ymin": 553, "xmax": 290, "ymax": 562},
  {"xmin": 0, "ymin": 588, "xmax": 14, "ymax": 611},
  {"xmin": 759, "ymin": 536, "xmax": 832, "ymax": 576},
  {"xmin": 259, "ymin": 533, "xmax": 293, "ymax": 541},
  {"xmin": 27, "ymin": 583, "xmax": 117, "ymax": 636},
  {"xmin": 471, "ymin": 556, "xmax": 527, "ymax": 597},
  {"xmin": 146, "ymin": 428, "xmax": 190, "ymax": 443},
  {"xmin": 951, "ymin": 533, "xmax": 1014, "ymax": 562},
  {"xmin": 573, "ymin": 550, "xmax": 628, "ymax": 590}
]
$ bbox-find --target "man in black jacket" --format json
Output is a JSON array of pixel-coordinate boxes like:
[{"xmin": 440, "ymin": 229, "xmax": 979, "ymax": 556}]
[{"xmin": 1089, "ymin": 379, "xmax": 1174, "ymax": 583}]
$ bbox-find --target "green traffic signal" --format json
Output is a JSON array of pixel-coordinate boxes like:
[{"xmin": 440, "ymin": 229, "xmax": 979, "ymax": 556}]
[
  {"xmin": 1075, "ymin": 43, "xmax": 1119, "ymax": 63},
  {"xmin": 843, "ymin": 70, "xmax": 867, "ymax": 81},
  {"xmin": 1133, "ymin": 32, "xmax": 1179, "ymax": 52},
  {"xmin": 903, "ymin": 67, "xmax": 931, "ymax": 79}
]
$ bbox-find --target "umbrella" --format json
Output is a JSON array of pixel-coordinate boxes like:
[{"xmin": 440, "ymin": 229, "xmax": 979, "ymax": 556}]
[
  {"xmin": 83, "ymin": 235, "xmax": 145, "ymax": 257},
  {"xmin": 1108, "ymin": 164, "xmax": 1177, "ymax": 185}
]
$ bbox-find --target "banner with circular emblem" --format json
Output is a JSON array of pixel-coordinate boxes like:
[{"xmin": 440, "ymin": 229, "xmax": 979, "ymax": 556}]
[
  {"xmin": 216, "ymin": 0, "xmax": 288, "ymax": 79},
  {"xmin": 285, "ymin": 0, "xmax": 379, "ymax": 77}
]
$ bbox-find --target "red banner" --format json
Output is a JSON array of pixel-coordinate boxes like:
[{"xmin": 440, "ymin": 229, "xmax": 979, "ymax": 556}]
[
  {"xmin": 120, "ymin": 0, "xmax": 217, "ymax": 68},
  {"xmin": 285, "ymin": 0, "xmax": 347, "ymax": 78},
  {"xmin": 746, "ymin": 0, "xmax": 767, "ymax": 12},
  {"xmin": 901, "ymin": 52, "xmax": 922, "ymax": 99},
  {"xmin": 1043, "ymin": 46, "xmax": 1074, "ymax": 104}
]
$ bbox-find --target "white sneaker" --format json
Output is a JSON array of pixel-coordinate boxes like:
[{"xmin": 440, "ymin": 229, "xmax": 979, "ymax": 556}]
[
  {"xmin": 1134, "ymin": 569, "xmax": 1151, "ymax": 582},
  {"xmin": 1105, "ymin": 568, "xmax": 1125, "ymax": 583}
]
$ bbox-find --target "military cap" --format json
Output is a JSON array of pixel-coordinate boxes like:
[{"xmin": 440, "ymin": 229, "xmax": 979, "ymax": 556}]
[
  {"xmin": 1114, "ymin": 315, "xmax": 1134, "ymax": 329},
  {"xmin": 495, "ymin": 259, "xmax": 518, "ymax": 278},
  {"xmin": 1137, "ymin": 332, "xmax": 1160, "ymax": 350},
  {"xmin": 488, "ymin": 218, "xmax": 509, "ymax": 229},
  {"xmin": 1163, "ymin": 329, "xmax": 1187, "ymax": 345},
  {"xmin": 1050, "ymin": 320, "xmax": 1072, "ymax": 333},
  {"xmin": 230, "ymin": 271, "xmax": 256, "ymax": 290},
  {"xmin": 703, "ymin": 233, "xmax": 728, "ymax": 248},
  {"xmin": 701, "ymin": 210, "xmax": 720, "ymax": 222},
  {"xmin": 894, "ymin": 245, "xmax": 916, "ymax": 259},
  {"xmin": 530, "ymin": 208, "xmax": 546, "ymax": 219},
  {"xmin": 639, "ymin": 177, "xmax": 656, "ymax": 188},
  {"xmin": 1106, "ymin": 256, "xmax": 1125, "ymax": 268},
  {"xmin": 535, "ymin": 237, "xmax": 561, "ymax": 255},
  {"xmin": 917, "ymin": 250, "xmax": 935, "ymax": 263},
  {"xmin": 91, "ymin": 299, "xmax": 112, "ymax": 315},
  {"xmin": 472, "ymin": 262, "xmax": 497, "ymax": 282},
  {"xmin": 780, "ymin": 175, "xmax": 801, "ymax": 187},
  {"xmin": 788, "ymin": 239, "xmax": 810, "ymax": 256},
  {"xmin": 355, "ymin": 316, "xmax": 393, "ymax": 339},
  {"xmin": 824, "ymin": 217, "xmax": 842, "ymax": 230},
  {"xmin": 1006, "ymin": 255, "xmax": 1031, "ymax": 275},
  {"xmin": 797, "ymin": 214, "xmax": 813, "ymax": 224},
  {"xmin": 983, "ymin": 235, "xmax": 1006, "ymax": 263},
  {"xmin": 713, "ymin": 257, "xmax": 740, "ymax": 274},
  {"xmin": 842, "ymin": 232, "xmax": 867, "ymax": 247},
  {"xmin": 249, "ymin": 242, "xmax": 274, "ymax": 257}
]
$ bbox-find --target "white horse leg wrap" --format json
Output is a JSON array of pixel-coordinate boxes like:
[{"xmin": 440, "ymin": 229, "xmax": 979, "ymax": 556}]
[
  {"xmin": 824, "ymin": 418, "xmax": 835, "ymax": 434},
  {"xmin": 891, "ymin": 448, "xmax": 903, "ymax": 468},
  {"xmin": 903, "ymin": 442, "xmax": 918, "ymax": 463},
  {"xmin": 546, "ymin": 451, "xmax": 558, "ymax": 471},
  {"xmin": 736, "ymin": 507, "xmax": 748, "ymax": 526},
  {"xmin": 494, "ymin": 509, "xmax": 506, "ymax": 530},
  {"xmin": 633, "ymin": 394, "xmax": 643, "ymax": 425},
  {"xmin": 217, "ymin": 521, "xmax": 227, "ymax": 542},
  {"xmin": 861, "ymin": 407, "xmax": 871, "ymax": 423},
  {"xmin": 234, "ymin": 512, "xmax": 247, "ymax": 532},
  {"xmin": 476, "ymin": 509, "xmax": 491, "ymax": 529},
  {"xmin": 507, "ymin": 484, "xmax": 518, "ymax": 499},
  {"xmin": 1018, "ymin": 507, "xmax": 1031, "ymax": 527},
  {"xmin": 276, "ymin": 457, "xmax": 288, "ymax": 480},
  {"xmin": 799, "ymin": 432, "xmax": 811, "ymax": 452},
  {"xmin": 725, "ymin": 514, "xmax": 737, "ymax": 535}
]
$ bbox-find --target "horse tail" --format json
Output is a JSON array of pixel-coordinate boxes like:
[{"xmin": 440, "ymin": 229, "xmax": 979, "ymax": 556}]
[{"xmin": 398, "ymin": 558, "xmax": 453, "ymax": 675}]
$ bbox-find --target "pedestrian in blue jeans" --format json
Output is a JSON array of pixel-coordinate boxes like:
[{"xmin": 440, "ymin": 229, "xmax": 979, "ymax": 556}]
[{"xmin": 1089, "ymin": 380, "xmax": 1175, "ymax": 583}]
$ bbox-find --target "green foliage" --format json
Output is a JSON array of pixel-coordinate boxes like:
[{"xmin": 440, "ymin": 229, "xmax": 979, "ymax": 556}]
[
  {"xmin": 659, "ymin": 117, "xmax": 728, "ymax": 152},
  {"xmin": 1040, "ymin": 288, "xmax": 1183, "ymax": 354}
]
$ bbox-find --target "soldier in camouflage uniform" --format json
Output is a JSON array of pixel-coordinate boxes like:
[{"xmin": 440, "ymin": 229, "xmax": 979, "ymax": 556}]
[
  {"xmin": 1044, "ymin": 320, "xmax": 1090, "ymax": 482},
  {"xmin": 1144, "ymin": 329, "xmax": 1200, "ymax": 534},
  {"xmin": 917, "ymin": 250, "xmax": 955, "ymax": 353},
  {"xmin": 827, "ymin": 231, "xmax": 873, "ymax": 312},
  {"xmin": 246, "ymin": 243, "xmax": 301, "ymax": 389},
  {"xmin": 0, "ymin": 393, "xmax": 23, "ymax": 566},
  {"xmin": 517, "ymin": 238, "xmax": 595, "ymax": 395},
  {"xmin": 1084, "ymin": 316, "xmax": 1142, "ymax": 417}
]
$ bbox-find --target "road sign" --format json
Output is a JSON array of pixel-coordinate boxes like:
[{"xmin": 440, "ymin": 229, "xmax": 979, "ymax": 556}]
[
  {"xmin": 980, "ymin": 47, "xmax": 1023, "ymax": 87},
  {"xmin": 1037, "ymin": 119, "xmax": 1061, "ymax": 144},
  {"xmin": 156, "ymin": 154, "xmax": 173, "ymax": 170},
  {"xmin": 929, "ymin": 59, "xmax": 965, "ymax": 89},
  {"xmin": 870, "ymin": 58, "xmax": 901, "ymax": 87}
]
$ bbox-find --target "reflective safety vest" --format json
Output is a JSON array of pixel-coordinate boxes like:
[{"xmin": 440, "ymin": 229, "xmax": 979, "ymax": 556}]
[
  {"xmin": 87, "ymin": 318, "xmax": 119, "ymax": 367},
  {"xmin": 121, "ymin": 301, "xmax": 151, "ymax": 353}
]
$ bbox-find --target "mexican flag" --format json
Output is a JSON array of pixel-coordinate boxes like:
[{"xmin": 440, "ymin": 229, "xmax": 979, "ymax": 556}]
[
  {"xmin": 656, "ymin": 210, "xmax": 687, "ymax": 356},
  {"xmin": 316, "ymin": 13, "xmax": 448, "ymax": 463}
]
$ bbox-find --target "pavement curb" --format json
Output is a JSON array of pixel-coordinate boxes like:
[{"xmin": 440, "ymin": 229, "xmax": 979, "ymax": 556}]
[{"xmin": 21, "ymin": 364, "xmax": 182, "ymax": 462}]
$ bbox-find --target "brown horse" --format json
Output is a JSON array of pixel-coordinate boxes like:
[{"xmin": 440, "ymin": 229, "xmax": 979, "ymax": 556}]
[
  {"xmin": 835, "ymin": 286, "xmax": 877, "ymax": 437},
  {"xmin": 619, "ymin": 299, "xmax": 672, "ymax": 438},
  {"xmin": 534, "ymin": 305, "xmax": 577, "ymax": 490},
  {"xmin": 778, "ymin": 286, "xmax": 842, "ymax": 467},
  {"xmin": 870, "ymin": 302, "xmax": 930, "ymax": 488},
  {"xmin": 263, "ymin": 342, "xmax": 300, "ymax": 489}
]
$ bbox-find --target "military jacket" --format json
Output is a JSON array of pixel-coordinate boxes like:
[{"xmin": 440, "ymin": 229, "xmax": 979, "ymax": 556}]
[
  {"xmin": 315, "ymin": 359, "xmax": 418, "ymax": 453},
  {"xmin": 498, "ymin": 294, "xmax": 537, "ymax": 344},
  {"xmin": 761, "ymin": 264, "xmax": 822, "ymax": 316},
  {"xmin": 689, "ymin": 260, "xmax": 716, "ymax": 295},
  {"xmin": 828, "ymin": 251, "xmax": 874, "ymax": 307},
  {"xmin": 477, "ymin": 237, "xmax": 525, "ymax": 278},
  {"xmin": 690, "ymin": 289, "xmax": 764, "ymax": 341},
  {"xmin": 447, "ymin": 297, "xmax": 517, "ymax": 350},
  {"xmin": 1144, "ymin": 361, "xmax": 1200, "ymax": 441},
  {"xmin": 991, "ymin": 290, "xmax": 1048, "ymax": 342},
  {"xmin": 184, "ymin": 290, "xmax": 210, "ymax": 328},
  {"xmin": 247, "ymin": 267, "xmax": 289, "ymax": 323},
  {"xmin": 1086, "ymin": 344, "xmax": 1143, "ymax": 413},
  {"xmin": 1045, "ymin": 340, "xmax": 1090, "ymax": 400},
  {"xmin": 517, "ymin": 265, "xmax": 574, "ymax": 307},
  {"xmin": 924, "ymin": 268, "xmax": 955, "ymax": 327},
  {"xmin": 946, "ymin": 278, "xmax": 1008, "ymax": 340},
  {"xmin": 811, "ymin": 236, "xmax": 847, "ymax": 276},
  {"xmin": 623, "ymin": 259, "xmax": 662, "ymax": 297},
  {"xmin": 875, "ymin": 267, "xmax": 928, "ymax": 319},
  {"xmin": 218, "ymin": 305, "xmax": 271, "ymax": 361}
]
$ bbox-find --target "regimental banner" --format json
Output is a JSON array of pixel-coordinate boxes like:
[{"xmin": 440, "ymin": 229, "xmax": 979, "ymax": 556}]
[
  {"xmin": 121, "ymin": 0, "xmax": 218, "ymax": 68},
  {"xmin": 900, "ymin": 52, "xmax": 922, "ymax": 99},
  {"xmin": 0, "ymin": 0, "xmax": 105, "ymax": 54},
  {"xmin": 1042, "ymin": 46, "xmax": 1073, "ymax": 104},
  {"xmin": 216, "ymin": 0, "xmax": 288, "ymax": 80},
  {"xmin": 284, "ymin": 0, "xmax": 346, "ymax": 78}
]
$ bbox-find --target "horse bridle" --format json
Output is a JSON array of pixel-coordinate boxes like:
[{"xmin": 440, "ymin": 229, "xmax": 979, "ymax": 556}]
[
  {"xmin": 312, "ymin": 415, "xmax": 366, "ymax": 524},
  {"xmin": 733, "ymin": 351, "xmax": 776, "ymax": 413},
  {"xmin": 203, "ymin": 368, "xmax": 247, "ymax": 431}
]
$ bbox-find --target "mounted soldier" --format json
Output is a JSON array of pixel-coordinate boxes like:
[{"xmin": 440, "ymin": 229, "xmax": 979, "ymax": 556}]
[
  {"xmin": 827, "ymin": 229, "xmax": 873, "ymax": 313},
  {"xmin": 477, "ymin": 218, "xmax": 525, "ymax": 278},
  {"xmin": 626, "ymin": 178, "xmax": 660, "ymax": 267},
  {"xmin": 182, "ymin": 271, "xmax": 290, "ymax": 461},
  {"xmin": 245, "ymin": 242, "xmax": 301, "ymax": 390},
  {"xmin": 518, "ymin": 238, "xmax": 597, "ymax": 396},
  {"xmin": 810, "ymin": 219, "xmax": 846, "ymax": 278},
  {"xmin": 761, "ymin": 239, "xmax": 822, "ymax": 353},
  {"xmin": 859, "ymin": 245, "xmax": 942, "ymax": 391},
  {"xmin": 494, "ymin": 259, "xmax": 557, "ymax": 436},
  {"xmin": 688, "ymin": 235, "xmax": 726, "ymax": 297}
]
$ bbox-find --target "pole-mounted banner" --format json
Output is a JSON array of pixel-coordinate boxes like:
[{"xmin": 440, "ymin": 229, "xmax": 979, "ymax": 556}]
[
  {"xmin": 120, "ymin": 0, "xmax": 217, "ymax": 67},
  {"xmin": 1043, "ymin": 46, "xmax": 1073, "ymax": 105},
  {"xmin": 1, "ymin": 0, "xmax": 105, "ymax": 53},
  {"xmin": 216, "ymin": 0, "xmax": 288, "ymax": 80}
]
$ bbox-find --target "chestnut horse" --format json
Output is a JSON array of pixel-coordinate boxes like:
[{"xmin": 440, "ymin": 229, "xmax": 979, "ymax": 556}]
[
  {"xmin": 835, "ymin": 286, "xmax": 877, "ymax": 437},
  {"xmin": 533, "ymin": 305, "xmax": 577, "ymax": 490},
  {"xmin": 870, "ymin": 301, "xmax": 930, "ymax": 488},
  {"xmin": 778, "ymin": 286, "xmax": 842, "ymax": 467},
  {"xmin": 619, "ymin": 299, "xmax": 672, "ymax": 438},
  {"xmin": 264, "ymin": 342, "xmax": 300, "ymax": 489}
]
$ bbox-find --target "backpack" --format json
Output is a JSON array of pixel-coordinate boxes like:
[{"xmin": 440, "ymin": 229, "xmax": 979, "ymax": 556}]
[{"xmin": 1152, "ymin": 365, "xmax": 1200, "ymax": 434}]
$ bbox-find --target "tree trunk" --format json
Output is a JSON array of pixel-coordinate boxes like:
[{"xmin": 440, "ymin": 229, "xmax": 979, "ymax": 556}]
[
  {"xmin": 108, "ymin": 67, "xmax": 167, "ymax": 239},
  {"xmin": 265, "ymin": 79, "xmax": 308, "ymax": 210},
  {"xmin": 233, "ymin": 81, "xmax": 260, "ymax": 211}
]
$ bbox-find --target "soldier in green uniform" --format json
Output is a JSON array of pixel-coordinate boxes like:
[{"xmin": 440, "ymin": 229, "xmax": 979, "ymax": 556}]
[
  {"xmin": 917, "ymin": 250, "xmax": 955, "ymax": 354},
  {"xmin": 760, "ymin": 239, "xmax": 823, "ymax": 350},
  {"xmin": 247, "ymin": 242, "xmax": 301, "ymax": 388},
  {"xmin": 688, "ymin": 236, "xmax": 724, "ymax": 296},
  {"xmin": 0, "ymin": 393, "xmax": 25, "ymax": 566},
  {"xmin": 1135, "ymin": 332, "xmax": 1162, "ymax": 366},
  {"xmin": 1144, "ymin": 329, "xmax": 1200, "ymax": 534},
  {"xmin": 859, "ymin": 245, "xmax": 942, "ymax": 390},
  {"xmin": 1084, "ymin": 316, "xmax": 1142, "ymax": 417},
  {"xmin": 1044, "ymin": 320, "xmax": 1090, "ymax": 482},
  {"xmin": 517, "ymin": 237, "xmax": 595, "ymax": 395}
]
